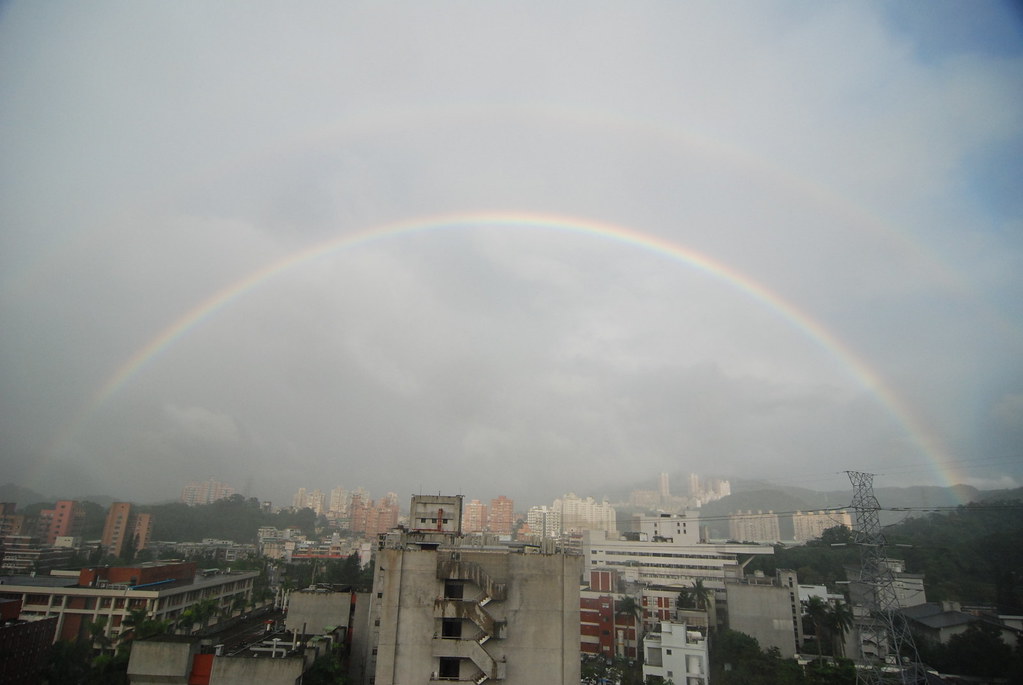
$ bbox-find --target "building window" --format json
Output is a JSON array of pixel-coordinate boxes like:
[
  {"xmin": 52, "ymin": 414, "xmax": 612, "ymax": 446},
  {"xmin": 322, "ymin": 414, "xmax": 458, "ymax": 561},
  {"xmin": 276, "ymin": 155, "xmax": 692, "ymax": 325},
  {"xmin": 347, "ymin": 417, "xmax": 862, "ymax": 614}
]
[
  {"xmin": 438, "ymin": 657, "xmax": 460, "ymax": 679},
  {"xmin": 443, "ymin": 580, "xmax": 464, "ymax": 599},
  {"xmin": 441, "ymin": 618, "xmax": 462, "ymax": 639}
]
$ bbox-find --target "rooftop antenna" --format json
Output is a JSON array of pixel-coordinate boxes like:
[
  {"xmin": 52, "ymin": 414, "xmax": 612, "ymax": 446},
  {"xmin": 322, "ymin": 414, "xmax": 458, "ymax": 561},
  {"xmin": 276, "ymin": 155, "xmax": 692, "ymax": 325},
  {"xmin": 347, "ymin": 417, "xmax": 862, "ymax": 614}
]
[{"xmin": 847, "ymin": 471, "xmax": 928, "ymax": 685}]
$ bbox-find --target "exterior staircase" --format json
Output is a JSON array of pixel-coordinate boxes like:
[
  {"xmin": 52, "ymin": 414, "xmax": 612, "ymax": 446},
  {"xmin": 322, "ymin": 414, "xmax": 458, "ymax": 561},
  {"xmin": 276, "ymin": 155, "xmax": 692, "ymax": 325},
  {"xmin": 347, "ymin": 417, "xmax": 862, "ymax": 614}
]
[{"xmin": 434, "ymin": 558, "xmax": 508, "ymax": 681}]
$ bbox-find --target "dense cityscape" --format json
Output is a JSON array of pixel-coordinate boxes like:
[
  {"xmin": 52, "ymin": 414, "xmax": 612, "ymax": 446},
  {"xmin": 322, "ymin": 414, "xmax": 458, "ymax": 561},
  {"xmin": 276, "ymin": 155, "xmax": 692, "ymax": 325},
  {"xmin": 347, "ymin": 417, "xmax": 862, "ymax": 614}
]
[{"xmin": 1, "ymin": 472, "xmax": 1021, "ymax": 684}]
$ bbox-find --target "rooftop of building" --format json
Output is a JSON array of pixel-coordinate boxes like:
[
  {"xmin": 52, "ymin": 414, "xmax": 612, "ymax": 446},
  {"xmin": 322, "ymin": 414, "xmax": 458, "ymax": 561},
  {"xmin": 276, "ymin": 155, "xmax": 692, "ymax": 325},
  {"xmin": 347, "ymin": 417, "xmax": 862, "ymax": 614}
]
[{"xmin": 0, "ymin": 566, "xmax": 257, "ymax": 592}]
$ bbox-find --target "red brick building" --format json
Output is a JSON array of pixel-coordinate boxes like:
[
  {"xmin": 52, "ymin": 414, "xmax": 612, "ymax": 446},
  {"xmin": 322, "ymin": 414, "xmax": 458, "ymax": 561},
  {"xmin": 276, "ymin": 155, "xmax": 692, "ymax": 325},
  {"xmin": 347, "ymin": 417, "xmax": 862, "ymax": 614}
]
[{"xmin": 580, "ymin": 570, "xmax": 639, "ymax": 659}]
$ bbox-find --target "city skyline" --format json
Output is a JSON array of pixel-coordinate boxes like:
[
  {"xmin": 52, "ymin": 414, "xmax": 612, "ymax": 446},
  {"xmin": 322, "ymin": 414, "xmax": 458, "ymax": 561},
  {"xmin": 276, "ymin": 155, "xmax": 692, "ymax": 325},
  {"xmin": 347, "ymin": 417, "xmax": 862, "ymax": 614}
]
[{"xmin": 2, "ymin": 4, "xmax": 1021, "ymax": 507}]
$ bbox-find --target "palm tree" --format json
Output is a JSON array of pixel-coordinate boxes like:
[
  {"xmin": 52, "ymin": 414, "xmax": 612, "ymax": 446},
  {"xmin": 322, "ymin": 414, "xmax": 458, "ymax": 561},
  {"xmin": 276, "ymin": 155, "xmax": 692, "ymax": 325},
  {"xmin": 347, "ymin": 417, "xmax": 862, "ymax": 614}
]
[
  {"xmin": 86, "ymin": 616, "xmax": 112, "ymax": 654},
  {"xmin": 677, "ymin": 578, "xmax": 715, "ymax": 631},
  {"xmin": 804, "ymin": 596, "xmax": 829, "ymax": 659},
  {"xmin": 614, "ymin": 595, "xmax": 643, "ymax": 658},
  {"xmin": 826, "ymin": 600, "xmax": 854, "ymax": 658}
]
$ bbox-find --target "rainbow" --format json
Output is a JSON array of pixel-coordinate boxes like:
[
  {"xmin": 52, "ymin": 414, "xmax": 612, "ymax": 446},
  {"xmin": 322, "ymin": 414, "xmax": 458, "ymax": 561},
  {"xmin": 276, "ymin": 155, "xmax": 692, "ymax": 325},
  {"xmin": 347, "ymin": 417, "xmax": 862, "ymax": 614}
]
[{"xmin": 50, "ymin": 211, "xmax": 955, "ymax": 487}]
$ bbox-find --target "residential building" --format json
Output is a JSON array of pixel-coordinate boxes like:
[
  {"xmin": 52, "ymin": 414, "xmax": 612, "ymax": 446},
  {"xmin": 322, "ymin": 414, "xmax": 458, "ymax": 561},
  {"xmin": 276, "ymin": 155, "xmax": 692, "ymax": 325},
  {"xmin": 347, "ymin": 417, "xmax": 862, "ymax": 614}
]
[
  {"xmin": 292, "ymin": 487, "xmax": 308, "ymax": 510},
  {"xmin": 488, "ymin": 496, "xmax": 514, "ymax": 534},
  {"xmin": 180, "ymin": 478, "xmax": 235, "ymax": 506},
  {"xmin": 792, "ymin": 510, "xmax": 853, "ymax": 542},
  {"xmin": 580, "ymin": 570, "xmax": 640, "ymax": 660},
  {"xmin": 361, "ymin": 494, "xmax": 581, "ymax": 684},
  {"xmin": 329, "ymin": 486, "xmax": 349, "ymax": 517},
  {"xmin": 723, "ymin": 569, "xmax": 803, "ymax": 658},
  {"xmin": 0, "ymin": 535, "xmax": 74, "ymax": 575},
  {"xmin": 462, "ymin": 499, "xmax": 488, "ymax": 533},
  {"xmin": 640, "ymin": 586, "xmax": 712, "ymax": 634},
  {"xmin": 642, "ymin": 620, "xmax": 708, "ymax": 685},
  {"xmin": 728, "ymin": 510, "xmax": 781, "ymax": 543},
  {"xmin": 688, "ymin": 474, "xmax": 731, "ymax": 506},
  {"xmin": 899, "ymin": 601, "xmax": 1021, "ymax": 647},
  {"xmin": 554, "ymin": 493, "xmax": 616, "ymax": 536},
  {"xmin": 1, "ymin": 502, "xmax": 24, "ymax": 537},
  {"xmin": 102, "ymin": 502, "xmax": 143, "ymax": 558},
  {"xmin": 36, "ymin": 500, "xmax": 85, "ymax": 546},
  {"xmin": 351, "ymin": 495, "xmax": 400, "ymax": 537},
  {"xmin": 526, "ymin": 505, "xmax": 561, "ymax": 539},
  {"xmin": 0, "ymin": 562, "xmax": 256, "ymax": 645}
]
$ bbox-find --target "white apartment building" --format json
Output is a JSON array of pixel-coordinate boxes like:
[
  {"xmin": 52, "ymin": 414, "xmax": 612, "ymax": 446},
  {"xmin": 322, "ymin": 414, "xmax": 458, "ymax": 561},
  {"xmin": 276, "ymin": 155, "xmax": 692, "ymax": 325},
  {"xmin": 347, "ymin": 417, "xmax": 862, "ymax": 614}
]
[
  {"xmin": 554, "ymin": 493, "xmax": 616, "ymax": 536},
  {"xmin": 526, "ymin": 505, "xmax": 562, "ymax": 539},
  {"xmin": 792, "ymin": 510, "xmax": 853, "ymax": 542},
  {"xmin": 180, "ymin": 478, "xmax": 235, "ymax": 506},
  {"xmin": 728, "ymin": 510, "xmax": 782, "ymax": 543},
  {"xmin": 643, "ymin": 620, "xmax": 708, "ymax": 685}
]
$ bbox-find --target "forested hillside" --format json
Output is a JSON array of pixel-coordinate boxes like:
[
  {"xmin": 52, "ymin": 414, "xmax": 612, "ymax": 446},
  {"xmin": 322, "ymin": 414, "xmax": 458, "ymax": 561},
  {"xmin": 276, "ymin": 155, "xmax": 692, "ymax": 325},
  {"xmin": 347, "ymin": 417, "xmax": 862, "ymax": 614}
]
[{"xmin": 749, "ymin": 499, "xmax": 1023, "ymax": 612}]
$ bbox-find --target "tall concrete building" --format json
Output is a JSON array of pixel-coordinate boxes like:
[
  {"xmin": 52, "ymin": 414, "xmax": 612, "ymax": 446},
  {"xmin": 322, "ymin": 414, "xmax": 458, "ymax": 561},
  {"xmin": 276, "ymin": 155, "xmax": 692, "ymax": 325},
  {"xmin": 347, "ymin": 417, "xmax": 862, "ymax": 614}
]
[
  {"xmin": 180, "ymin": 478, "xmax": 234, "ymax": 506},
  {"xmin": 728, "ymin": 510, "xmax": 781, "ymax": 543},
  {"xmin": 462, "ymin": 499, "xmax": 488, "ymax": 533},
  {"xmin": 488, "ymin": 496, "xmax": 514, "ymax": 534},
  {"xmin": 37, "ymin": 500, "xmax": 84, "ymax": 545},
  {"xmin": 553, "ymin": 493, "xmax": 616, "ymax": 536},
  {"xmin": 100, "ymin": 503, "xmax": 152, "ymax": 559},
  {"xmin": 526, "ymin": 505, "xmax": 561, "ymax": 539},
  {"xmin": 362, "ymin": 495, "xmax": 581, "ymax": 684},
  {"xmin": 101, "ymin": 502, "xmax": 133, "ymax": 558}
]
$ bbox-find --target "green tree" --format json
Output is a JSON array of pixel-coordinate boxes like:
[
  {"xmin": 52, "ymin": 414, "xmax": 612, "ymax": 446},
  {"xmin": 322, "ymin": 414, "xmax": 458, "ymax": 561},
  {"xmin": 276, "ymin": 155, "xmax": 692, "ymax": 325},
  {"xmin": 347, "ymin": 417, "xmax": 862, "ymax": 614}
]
[
  {"xmin": 917, "ymin": 622, "xmax": 1017, "ymax": 679},
  {"xmin": 825, "ymin": 600, "xmax": 853, "ymax": 658},
  {"xmin": 41, "ymin": 639, "xmax": 92, "ymax": 684},
  {"xmin": 85, "ymin": 616, "xmax": 112, "ymax": 654},
  {"xmin": 710, "ymin": 629, "xmax": 806, "ymax": 685}
]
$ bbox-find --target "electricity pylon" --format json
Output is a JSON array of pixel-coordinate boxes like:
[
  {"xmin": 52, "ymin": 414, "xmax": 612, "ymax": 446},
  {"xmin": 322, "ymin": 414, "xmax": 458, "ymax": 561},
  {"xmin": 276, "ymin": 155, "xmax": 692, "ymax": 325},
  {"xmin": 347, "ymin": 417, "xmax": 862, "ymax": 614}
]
[{"xmin": 847, "ymin": 471, "xmax": 929, "ymax": 685}]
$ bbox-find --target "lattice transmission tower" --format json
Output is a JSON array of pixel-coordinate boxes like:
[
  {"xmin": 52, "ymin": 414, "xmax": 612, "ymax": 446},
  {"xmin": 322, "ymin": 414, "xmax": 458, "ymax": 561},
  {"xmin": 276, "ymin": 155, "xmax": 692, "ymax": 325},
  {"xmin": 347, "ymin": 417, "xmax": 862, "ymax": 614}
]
[{"xmin": 847, "ymin": 470, "xmax": 929, "ymax": 685}]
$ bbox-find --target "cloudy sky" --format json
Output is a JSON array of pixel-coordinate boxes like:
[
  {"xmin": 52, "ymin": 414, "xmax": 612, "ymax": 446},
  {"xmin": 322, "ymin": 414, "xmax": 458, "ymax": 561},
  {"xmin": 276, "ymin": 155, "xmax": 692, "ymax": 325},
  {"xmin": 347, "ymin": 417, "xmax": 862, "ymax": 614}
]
[{"xmin": 2, "ymin": 2, "xmax": 1021, "ymax": 508}]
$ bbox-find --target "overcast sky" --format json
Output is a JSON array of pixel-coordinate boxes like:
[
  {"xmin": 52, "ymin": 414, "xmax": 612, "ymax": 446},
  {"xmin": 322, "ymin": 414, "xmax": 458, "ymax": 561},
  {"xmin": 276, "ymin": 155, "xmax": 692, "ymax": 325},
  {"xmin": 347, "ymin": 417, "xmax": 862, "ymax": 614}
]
[{"xmin": 2, "ymin": 2, "xmax": 1021, "ymax": 508}]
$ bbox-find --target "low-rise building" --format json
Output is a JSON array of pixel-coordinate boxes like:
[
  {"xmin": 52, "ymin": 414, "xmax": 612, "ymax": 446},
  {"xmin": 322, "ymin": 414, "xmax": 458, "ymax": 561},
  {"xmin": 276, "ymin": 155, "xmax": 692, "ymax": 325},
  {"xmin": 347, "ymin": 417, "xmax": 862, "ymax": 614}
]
[
  {"xmin": 580, "ymin": 570, "xmax": 640, "ymax": 660},
  {"xmin": 642, "ymin": 620, "xmax": 708, "ymax": 685},
  {"xmin": 127, "ymin": 632, "xmax": 332, "ymax": 685},
  {"xmin": 0, "ymin": 561, "xmax": 256, "ymax": 644},
  {"xmin": 0, "ymin": 535, "xmax": 75, "ymax": 575},
  {"xmin": 582, "ymin": 526, "xmax": 773, "ymax": 590}
]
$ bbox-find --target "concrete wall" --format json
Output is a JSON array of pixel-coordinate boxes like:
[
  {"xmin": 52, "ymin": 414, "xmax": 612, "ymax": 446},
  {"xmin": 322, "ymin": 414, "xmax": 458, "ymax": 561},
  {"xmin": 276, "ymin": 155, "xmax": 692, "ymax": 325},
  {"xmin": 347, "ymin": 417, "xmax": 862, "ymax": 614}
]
[
  {"xmin": 126, "ymin": 638, "xmax": 198, "ymax": 683},
  {"xmin": 347, "ymin": 592, "xmax": 372, "ymax": 684},
  {"xmin": 209, "ymin": 655, "xmax": 304, "ymax": 684},
  {"xmin": 725, "ymin": 581, "xmax": 799, "ymax": 658},
  {"xmin": 285, "ymin": 589, "xmax": 351, "ymax": 635}
]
